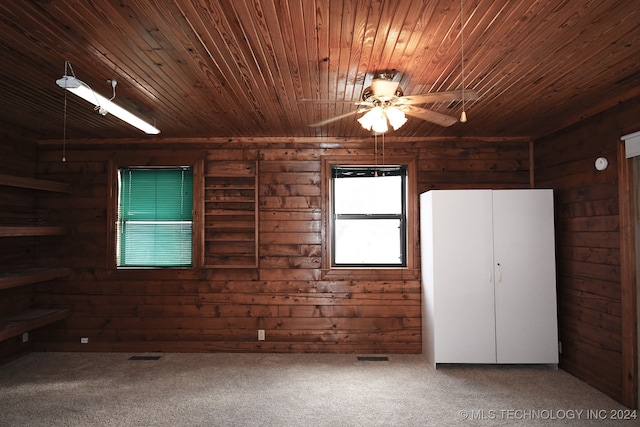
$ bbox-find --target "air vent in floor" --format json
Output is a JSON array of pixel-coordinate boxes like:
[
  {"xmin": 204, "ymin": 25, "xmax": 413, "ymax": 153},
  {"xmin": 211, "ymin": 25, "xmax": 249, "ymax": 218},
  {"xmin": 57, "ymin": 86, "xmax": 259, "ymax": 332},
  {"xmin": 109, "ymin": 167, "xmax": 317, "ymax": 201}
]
[
  {"xmin": 128, "ymin": 355, "xmax": 162, "ymax": 361},
  {"xmin": 357, "ymin": 356, "xmax": 389, "ymax": 362}
]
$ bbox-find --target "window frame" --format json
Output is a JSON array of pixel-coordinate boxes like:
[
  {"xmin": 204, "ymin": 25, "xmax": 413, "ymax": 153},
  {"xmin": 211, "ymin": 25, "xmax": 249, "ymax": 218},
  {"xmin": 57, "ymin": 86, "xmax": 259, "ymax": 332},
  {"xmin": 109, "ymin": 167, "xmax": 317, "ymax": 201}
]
[
  {"xmin": 107, "ymin": 154, "xmax": 204, "ymax": 274},
  {"xmin": 331, "ymin": 165, "xmax": 408, "ymax": 267},
  {"xmin": 321, "ymin": 155, "xmax": 419, "ymax": 280},
  {"xmin": 117, "ymin": 166, "xmax": 194, "ymax": 268}
]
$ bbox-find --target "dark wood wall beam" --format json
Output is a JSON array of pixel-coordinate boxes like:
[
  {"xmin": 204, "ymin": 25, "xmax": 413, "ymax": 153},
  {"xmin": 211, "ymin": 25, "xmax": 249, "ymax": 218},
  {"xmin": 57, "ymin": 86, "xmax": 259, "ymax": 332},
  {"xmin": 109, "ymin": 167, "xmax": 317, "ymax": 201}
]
[{"xmin": 617, "ymin": 141, "xmax": 638, "ymax": 408}]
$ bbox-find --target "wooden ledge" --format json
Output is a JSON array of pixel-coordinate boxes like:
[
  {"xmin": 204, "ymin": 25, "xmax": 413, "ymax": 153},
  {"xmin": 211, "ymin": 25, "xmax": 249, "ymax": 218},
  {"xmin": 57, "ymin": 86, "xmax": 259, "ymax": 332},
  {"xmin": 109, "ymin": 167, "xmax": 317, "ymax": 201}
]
[
  {"xmin": 0, "ymin": 174, "xmax": 71, "ymax": 193},
  {"xmin": 0, "ymin": 309, "xmax": 70, "ymax": 342},
  {"xmin": 0, "ymin": 226, "xmax": 67, "ymax": 237},
  {"xmin": 0, "ymin": 267, "xmax": 71, "ymax": 290}
]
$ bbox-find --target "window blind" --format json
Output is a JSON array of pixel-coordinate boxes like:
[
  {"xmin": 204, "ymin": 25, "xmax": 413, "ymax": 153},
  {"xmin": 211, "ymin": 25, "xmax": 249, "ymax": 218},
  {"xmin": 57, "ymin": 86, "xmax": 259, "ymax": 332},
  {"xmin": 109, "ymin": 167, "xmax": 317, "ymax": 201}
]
[{"xmin": 118, "ymin": 167, "xmax": 193, "ymax": 267}]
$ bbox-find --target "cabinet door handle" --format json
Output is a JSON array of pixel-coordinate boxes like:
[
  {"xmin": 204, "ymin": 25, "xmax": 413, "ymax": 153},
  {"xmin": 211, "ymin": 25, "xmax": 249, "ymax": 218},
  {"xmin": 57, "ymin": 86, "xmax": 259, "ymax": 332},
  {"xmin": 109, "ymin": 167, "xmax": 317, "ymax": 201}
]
[
  {"xmin": 496, "ymin": 263, "xmax": 502, "ymax": 283},
  {"xmin": 488, "ymin": 269, "xmax": 493, "ymax": 282}
]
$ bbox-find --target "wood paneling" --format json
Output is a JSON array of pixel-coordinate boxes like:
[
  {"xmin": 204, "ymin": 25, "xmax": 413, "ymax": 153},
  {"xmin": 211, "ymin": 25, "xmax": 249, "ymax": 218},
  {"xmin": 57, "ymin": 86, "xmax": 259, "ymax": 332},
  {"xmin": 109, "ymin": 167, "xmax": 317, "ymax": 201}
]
[
  {"xmin": 0, "ymin": 1, "xmax": 639, "ymax": 141},
  {"xmin": 31, "ymin": 138, "xmax": 529, "ymax": 356},
  {"xmin": 534, "ymin": 95, "xmax": 640, "ymax": 407}
]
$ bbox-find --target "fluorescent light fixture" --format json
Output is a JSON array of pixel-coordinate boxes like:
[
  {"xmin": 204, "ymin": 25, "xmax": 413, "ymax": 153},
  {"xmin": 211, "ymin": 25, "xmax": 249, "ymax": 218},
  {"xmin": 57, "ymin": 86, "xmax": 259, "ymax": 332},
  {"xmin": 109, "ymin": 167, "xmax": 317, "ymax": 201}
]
[{"xmin": 56, "ymin": 75, "xmax": 160, "ymax": 134}]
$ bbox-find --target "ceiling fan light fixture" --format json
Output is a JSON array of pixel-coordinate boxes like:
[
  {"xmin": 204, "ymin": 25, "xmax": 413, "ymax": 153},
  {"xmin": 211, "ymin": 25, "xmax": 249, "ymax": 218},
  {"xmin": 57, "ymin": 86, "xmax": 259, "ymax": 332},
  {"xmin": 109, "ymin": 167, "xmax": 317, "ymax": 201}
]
[
  {"xmin": 56, "ymin": 74, "xmax": 160, "ymax": 134},
  {"xmin": 371, "ymin": 117, "xmax": 388, "ymax": 134},
  {"xmin": 358, "ymin": 106, "xmax": 390, "ymax": 133},
  {"xmin": 358, "ymin": 105, "xmax": 407, "ymax": 133},
  {"xmin": 370, "ymin": 79, "xmax": 400, "ymax": 99},
  {"xmin": 357, "ymin": 106, "xmax": 382, "ymax": 131},
  {"xmin": 386, "ymin": 106, "xmax": 407, "ymax": 130},
  {"xmin": 460, "ymin": 110, "xmax": 467, "ymax": 123}
]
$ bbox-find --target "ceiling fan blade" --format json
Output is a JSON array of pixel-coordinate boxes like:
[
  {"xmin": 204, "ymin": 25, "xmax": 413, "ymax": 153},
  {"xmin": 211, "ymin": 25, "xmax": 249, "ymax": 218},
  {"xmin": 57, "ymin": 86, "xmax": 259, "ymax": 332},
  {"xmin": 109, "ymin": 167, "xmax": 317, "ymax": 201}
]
[
  {"xmin": 398, "ymin": 89, "xmax": 479, "ymax": 105},
  {"xmin": 404, "ymin": 106, "xmax": 459, "ymax": 127},
  {"xmin": 298, "ymin": 99, "xmax": 361, "ymax": 104},
  {"xmin": 308, "ymin": 108, "xmax": 369, "ymax": 127}
]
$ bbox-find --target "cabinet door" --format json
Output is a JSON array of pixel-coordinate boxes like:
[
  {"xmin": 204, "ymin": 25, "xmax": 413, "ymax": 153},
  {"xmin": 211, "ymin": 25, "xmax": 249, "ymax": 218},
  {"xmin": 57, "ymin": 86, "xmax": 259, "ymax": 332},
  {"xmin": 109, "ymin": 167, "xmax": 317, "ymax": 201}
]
[
  {"xmin": 492, "ymin": 190, "xmax": 559, "ymax": 363},
  {"xmin": 429, "ymin": 190, "xmax": 497, "ymax": 363}
]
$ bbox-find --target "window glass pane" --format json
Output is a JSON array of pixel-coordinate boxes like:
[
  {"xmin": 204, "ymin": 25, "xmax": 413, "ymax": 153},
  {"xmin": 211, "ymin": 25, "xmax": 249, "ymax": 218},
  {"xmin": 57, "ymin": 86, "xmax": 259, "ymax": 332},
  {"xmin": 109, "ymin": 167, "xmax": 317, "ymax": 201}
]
[
  {"xmin": 117, "ymin": 167, "xmax": 193, "ymax": 267},
  {"xmin": 120, "ymin": 168, "xmax": 193, "ymax": 221},
  {"xmin": 334, "ymin": 219, "xmax": 402, "ymax": 264},
  {"xmin": 120, "ymin": 223, "xmax": 192, "ymax": 266},
  {"xmin": 334, "ymin": 175, "xmax": 402, "ymax": 214}
]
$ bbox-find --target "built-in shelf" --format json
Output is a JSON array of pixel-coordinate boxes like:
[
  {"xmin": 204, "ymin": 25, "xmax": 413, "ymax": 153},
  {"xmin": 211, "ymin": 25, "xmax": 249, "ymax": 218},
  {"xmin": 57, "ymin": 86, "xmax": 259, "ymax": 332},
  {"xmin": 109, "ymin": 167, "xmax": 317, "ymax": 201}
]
[
  {"xmin": 0, "ymin": 174, "xmax": 72, "ymax": 345},
  {"xmin": 204, "ymin": 160, "xmax": 258, "ymax": 268},
  {"xmin": 204, "ymin": 185, "xmax": 254, "ymax": 190},
  {"xmin": 0, "ymin": 267, "xmax": 71, "ymax": 291},
  {"xmin": 203, "ymin": 264, "xmax": 257, "ymax": 269},
  {"xmin": 0, "ymin": 309, "xmax": 70, "ymax": 342},
  {"xmin": 0, "ymin": 173, "xmax": 71, "ymax": 193},
  {"xmin": 0, "ymin": 226, "xmax": 67, "ymax": 237}
]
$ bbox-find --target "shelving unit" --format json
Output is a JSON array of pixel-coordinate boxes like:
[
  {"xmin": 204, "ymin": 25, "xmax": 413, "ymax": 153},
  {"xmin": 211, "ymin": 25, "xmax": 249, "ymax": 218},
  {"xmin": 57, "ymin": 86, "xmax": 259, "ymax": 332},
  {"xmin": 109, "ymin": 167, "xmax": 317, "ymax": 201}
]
[
  {"xmin": 0, "ymin": 174, "xmax": 71, "ymax": 343},
  {"xmin": 204, "ymin": 160, "xmax": 258, "ymax": 268}
]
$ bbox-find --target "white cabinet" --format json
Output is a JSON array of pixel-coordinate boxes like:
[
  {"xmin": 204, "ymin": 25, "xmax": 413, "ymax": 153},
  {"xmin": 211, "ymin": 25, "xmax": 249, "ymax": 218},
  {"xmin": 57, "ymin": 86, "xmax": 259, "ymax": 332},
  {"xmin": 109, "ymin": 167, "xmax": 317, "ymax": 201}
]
[{"xmin": 420, "ymin": 189, "xmax": 558, "ymax": 366}]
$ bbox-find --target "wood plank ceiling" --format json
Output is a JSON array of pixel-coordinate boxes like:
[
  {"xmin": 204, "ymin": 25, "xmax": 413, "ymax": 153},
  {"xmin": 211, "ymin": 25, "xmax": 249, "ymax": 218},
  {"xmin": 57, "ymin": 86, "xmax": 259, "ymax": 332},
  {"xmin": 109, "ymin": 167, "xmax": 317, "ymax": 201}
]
[{"xmin": 0, "ymin": 0, "xmax": 639, "ymax": 141}]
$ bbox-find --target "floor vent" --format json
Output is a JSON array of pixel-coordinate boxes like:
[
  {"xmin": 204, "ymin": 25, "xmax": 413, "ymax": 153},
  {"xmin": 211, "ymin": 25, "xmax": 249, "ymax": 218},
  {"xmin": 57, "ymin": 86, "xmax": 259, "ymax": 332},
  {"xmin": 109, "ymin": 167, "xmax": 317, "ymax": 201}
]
[
  {"xmin": 357, "ymin": 356, "xmax": 389, "ymax": 362},
  {"xmin": 128, "ymin": 355, "xmax": 162, "ymax": 361}
]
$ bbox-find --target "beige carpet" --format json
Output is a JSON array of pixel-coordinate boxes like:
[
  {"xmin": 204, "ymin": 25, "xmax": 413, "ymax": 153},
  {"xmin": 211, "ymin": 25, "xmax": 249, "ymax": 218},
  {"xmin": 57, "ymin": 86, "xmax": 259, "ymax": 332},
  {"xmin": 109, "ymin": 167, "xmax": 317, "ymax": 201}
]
[{"xmin": 0, "ymin": 352, "xmax": 635, "ymax": 426}]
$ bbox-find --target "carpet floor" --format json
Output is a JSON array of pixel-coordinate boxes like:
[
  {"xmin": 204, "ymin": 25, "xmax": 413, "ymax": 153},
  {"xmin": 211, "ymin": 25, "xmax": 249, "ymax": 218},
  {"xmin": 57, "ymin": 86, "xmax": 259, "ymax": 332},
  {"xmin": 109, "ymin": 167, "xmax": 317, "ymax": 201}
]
[{"xmin": 0, "ymin": 352, "xmax": 635, "ymax": 426}]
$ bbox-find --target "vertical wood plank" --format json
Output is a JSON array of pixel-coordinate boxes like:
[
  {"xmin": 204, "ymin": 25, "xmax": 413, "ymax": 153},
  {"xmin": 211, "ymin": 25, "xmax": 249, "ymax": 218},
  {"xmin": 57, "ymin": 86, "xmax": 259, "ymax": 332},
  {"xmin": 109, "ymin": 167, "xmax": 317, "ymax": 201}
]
[{"xmin": 617, "ymin": 141, "xmax": 638, "ymax": 409}]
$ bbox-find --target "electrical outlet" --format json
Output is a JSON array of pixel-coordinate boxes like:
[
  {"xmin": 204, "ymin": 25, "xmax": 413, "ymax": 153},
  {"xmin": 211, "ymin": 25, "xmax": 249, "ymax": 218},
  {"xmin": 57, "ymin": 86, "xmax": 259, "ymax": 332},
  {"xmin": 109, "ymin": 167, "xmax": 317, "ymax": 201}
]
[
  {"xmin": 257, "ymin": 329, "xmax": 265, "ymax": 341},
  {"xmin": 80, "ymin": 337, "xmax": 89, "ymax": 344},
  {"xmin": 22, "ymin": 332, "xmax": 28, "ymax": 343}
]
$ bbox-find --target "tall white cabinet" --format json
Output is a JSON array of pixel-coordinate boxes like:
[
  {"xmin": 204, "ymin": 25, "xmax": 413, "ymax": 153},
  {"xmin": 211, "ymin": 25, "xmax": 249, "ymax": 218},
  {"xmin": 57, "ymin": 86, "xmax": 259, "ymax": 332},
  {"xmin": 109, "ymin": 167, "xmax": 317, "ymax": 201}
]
[{"xmin": 420, "ymin": 189, "xmax": 558, "ymax": 366}]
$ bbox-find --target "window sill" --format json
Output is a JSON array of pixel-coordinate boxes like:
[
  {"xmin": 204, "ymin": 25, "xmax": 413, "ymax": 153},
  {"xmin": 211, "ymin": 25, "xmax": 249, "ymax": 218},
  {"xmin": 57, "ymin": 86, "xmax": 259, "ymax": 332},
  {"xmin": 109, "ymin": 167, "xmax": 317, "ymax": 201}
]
[
  {"xmin": 108, "ymin": 268, "xmax": 204, "ymax": 281},
  {"xmin": 321, "ymin": 268, "xmax": 419, "ymax": 281}
]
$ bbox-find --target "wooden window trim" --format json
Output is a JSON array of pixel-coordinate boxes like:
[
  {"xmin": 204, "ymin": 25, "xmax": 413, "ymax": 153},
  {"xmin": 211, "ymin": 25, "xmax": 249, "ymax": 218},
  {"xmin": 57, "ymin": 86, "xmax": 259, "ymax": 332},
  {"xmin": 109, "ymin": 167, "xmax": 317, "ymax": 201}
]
[
  {"xmin": 106, "ymin": 152, "xmax": 205, "ymax": 277},
  {"xmin": 320, "ymin": 155, "xmax": 419, "ymax": 280}
]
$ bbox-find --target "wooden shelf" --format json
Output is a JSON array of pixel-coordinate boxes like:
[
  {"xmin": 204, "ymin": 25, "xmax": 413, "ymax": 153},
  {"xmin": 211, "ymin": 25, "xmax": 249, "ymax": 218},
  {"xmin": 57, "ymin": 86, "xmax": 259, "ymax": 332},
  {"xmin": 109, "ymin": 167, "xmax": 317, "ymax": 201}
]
[
  {"xmin": 205, "ymin": 185, "xmax": 254, "ymax": 190},
  {"xmin": 205, "ymin": 198, "xmax": 255, "ymax": 202},
  {"xmin": 0, "ymin": 174, "xmax": 71, "ymax": 193},
  {"xmin": 0, "ymin": 267, "xmax": 71, "ymax": 291},
  {"xmin": 203, "ymin": 264, "xmax": 257, "ymax": 269},
  {"xmin": 0, "ymin": 226, "xmax": 67, "ymax": 237},
  {"xmin": 0, "ymin": 309, "xmax": 70, "ymax": 342}
]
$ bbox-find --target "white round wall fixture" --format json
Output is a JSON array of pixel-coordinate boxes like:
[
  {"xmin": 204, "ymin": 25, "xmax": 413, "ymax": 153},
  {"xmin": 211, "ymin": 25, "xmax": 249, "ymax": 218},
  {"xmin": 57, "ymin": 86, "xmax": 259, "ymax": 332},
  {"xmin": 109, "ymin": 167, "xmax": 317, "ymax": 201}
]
[{"xmin": 595, "ymin": 157, "xmax": 608, "ymax": 171}]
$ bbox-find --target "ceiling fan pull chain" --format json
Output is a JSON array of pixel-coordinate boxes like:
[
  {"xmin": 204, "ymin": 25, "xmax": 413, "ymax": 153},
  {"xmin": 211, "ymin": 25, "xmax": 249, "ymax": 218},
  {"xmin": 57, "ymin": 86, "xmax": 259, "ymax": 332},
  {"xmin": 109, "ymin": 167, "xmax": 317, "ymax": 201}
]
[
  {"xmin": 62, "ymin": 86, "xmax": 67, "ymax": 162},
  {"xmin": 60, "ymin": 61, "xmax": 70, "ymax": 162},
  {"xmin": 374, "ymin": 132, "xmax": 378, "ymax": 168},
  {"xmin": 382, "ymin": 131, "xmax": 385, "ymax": 166},
  {"xmin": 460, "ymin": 0, "xmax": 467, "ymax": 123}
]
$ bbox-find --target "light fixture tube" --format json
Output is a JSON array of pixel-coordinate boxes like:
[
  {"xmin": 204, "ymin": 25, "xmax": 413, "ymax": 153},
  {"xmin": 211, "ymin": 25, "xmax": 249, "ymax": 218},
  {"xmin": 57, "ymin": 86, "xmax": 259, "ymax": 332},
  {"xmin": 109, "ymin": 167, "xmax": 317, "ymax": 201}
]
[{"xmin": 56, "ymin": 75, "xmax": 160, "ymax": 134}]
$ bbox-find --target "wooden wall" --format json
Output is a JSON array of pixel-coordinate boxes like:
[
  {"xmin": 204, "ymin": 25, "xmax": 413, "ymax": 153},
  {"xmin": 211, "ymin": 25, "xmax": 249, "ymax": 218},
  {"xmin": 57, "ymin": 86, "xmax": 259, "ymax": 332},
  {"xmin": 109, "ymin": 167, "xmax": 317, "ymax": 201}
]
[
  {"xmin": 5, "ymin": 99, "xmax": 639, "ymax": 407},
  {"xmin": 534, "ymin": 95, "xmax": 640, "ymax": 407},
  {"xmin": 28, "ymin": 138, "xmax": 530, "ymax": 354},
  {"xmin": 0, "ymin": 131, "xmax": 39, "ymax": 361}
]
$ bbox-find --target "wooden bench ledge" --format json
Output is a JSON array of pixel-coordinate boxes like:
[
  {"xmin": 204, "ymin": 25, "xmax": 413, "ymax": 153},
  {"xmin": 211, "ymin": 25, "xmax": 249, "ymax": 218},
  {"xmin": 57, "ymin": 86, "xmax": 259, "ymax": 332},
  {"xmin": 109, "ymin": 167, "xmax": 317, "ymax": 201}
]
[{"xmin": 0, "ymin": 309, "xmax": 70, "ymax": 342}]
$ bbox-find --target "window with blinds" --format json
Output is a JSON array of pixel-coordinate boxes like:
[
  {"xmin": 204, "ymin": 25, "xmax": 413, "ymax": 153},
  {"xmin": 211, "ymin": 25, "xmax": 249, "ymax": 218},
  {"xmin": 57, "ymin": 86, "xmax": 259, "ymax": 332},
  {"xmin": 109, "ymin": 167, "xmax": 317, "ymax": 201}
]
[{"xmin": 117, "ymin": 167, "xmax": 193, "ymax": 267}]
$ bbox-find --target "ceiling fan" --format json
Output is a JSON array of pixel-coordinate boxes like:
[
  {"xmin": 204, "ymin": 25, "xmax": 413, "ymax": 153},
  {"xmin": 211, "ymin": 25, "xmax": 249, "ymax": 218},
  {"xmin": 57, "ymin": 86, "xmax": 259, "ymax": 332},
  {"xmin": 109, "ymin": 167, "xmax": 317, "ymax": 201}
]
[{"xmin": 306, "ymin": 72, "xmax": 478, "ymax": 132}]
